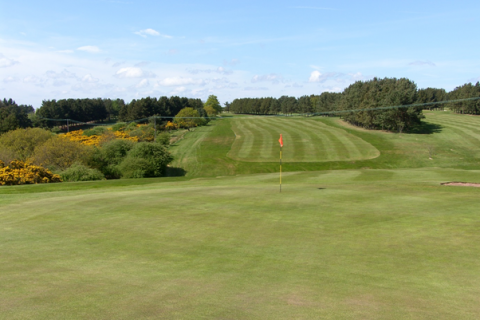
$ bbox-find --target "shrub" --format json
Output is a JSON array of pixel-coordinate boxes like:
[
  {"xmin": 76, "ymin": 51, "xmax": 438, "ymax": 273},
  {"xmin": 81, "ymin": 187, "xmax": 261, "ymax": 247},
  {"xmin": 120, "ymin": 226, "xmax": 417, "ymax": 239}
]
[
  {"xmin": 90, "ymin": 139, "xmax": 136, "ymax": 179},
  {"xmin": 174, "ymin": 107, "xmax": 206, "ymax": 129},
  {"xmin": 83, "ymin": 126, "xmax": 107, "ymax": 137},
  {"xmin": 117, "ymin": 157, "xmax": 151, "ymax": 178},
  {"xmin": 111, "ymin": 123, "xmax": 126, "ymax": 132},
  {"xmin": 59, "ymin": 163, "xmax": 105, "ymax": 182},
  {"xmin": 33, "ymin": 136, "xmax": 94, "ymax": 170},
  {"xmin": 157, "ymin": 132, "xmax": 170, "ymax": 146},
  {"xmin": 0, "ymin": 160, "xmax": 62, "ymax": 186},
  {"xmin": 0, "ymin": 128, "xmax": 53, "ymax": 160},
  {"xmin": 119, "ymin": 142, "xmax": 173, "ymax": 178},
  {"xmin": 101, "ymin": 139, "xmax": 136, "ymax": 165}
]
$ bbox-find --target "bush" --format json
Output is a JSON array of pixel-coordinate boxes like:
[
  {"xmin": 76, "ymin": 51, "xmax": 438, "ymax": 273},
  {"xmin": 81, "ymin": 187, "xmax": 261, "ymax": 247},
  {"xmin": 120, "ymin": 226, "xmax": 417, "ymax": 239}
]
[
  {"xmin": 90, "ymin": 139, "xmax": 136, "ymax": 179},
  {"xmin": 118, "ymin": 142, "xmax": 173, "ymax": 178},
  {"xmin": 101, "ymin": 139, "xmax": 136, "ymax": 165},
  {"xmin": 59, "ymin": 163, "xmax": 105, "ymax": 182},
  {"xmin": 117, "ymin": 157, "xmax": 151, "ymax": 178},
  {"xmin": 83, "ymin": 126, "xmax": 107, "ymax": 137},
  {"xmin": 0, "ymin": 128, "xmax": 53, "ymax": 160},
  {"xmin": 33, "ymin": 136, "xmax": 94, "ymax": 170},
  {"xmin": 0, "ymin": 160, "xmax": 62, "ymax": 186},
  {"xmin": 157, "ymin": 131, "xmax": 170, "ymax": 146}
]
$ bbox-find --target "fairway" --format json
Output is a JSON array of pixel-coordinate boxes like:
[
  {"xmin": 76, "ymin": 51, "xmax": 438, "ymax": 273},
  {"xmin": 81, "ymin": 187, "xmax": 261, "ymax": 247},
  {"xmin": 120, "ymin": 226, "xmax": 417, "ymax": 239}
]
[
  {"xmin": 1, "ymin": 169, "xmax": 480, "ymax": 319},
  {"xmin": 228, "ymin": 117, "xmax": 380, "ymax": 162}
]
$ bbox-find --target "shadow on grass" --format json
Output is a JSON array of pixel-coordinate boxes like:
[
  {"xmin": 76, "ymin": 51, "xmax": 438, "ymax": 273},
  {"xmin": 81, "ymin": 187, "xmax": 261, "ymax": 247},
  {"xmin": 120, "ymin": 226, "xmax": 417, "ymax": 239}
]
[
  {"xmin": 165, "ymin": 167, "xmax": 187, "ymax": 177},
  {"xmin": 408, "ymin": 122, "xmax": 443, "ymax": 134}
]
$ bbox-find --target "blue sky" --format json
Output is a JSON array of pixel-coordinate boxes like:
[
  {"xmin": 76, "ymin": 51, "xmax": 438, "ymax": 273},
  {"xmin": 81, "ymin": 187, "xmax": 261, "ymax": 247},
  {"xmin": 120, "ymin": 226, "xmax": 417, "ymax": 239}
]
[{"xmin": 1, "ymin": 0, "xmax": 479, "ymax": 107}]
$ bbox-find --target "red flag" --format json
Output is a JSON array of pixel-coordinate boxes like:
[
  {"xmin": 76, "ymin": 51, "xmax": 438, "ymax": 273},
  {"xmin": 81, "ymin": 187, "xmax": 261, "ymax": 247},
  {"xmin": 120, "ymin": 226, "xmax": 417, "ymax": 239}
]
[{"xmin": 278, "ymin": 134, "xmax": 283, "ymax": 147}]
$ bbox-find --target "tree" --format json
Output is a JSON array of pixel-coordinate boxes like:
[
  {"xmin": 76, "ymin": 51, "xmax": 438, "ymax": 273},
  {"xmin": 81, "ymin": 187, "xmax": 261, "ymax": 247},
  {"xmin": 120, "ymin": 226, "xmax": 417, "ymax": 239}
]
[
  {"xmin": 204, "ymin": 95, "xmax": 222, "ymax": 114},
  {"xmin": 0, "ymin": 99, "xmax": 33, "ymax": 134},
  {"xmin": 204, "ymin": 105, "xmax": 217, "ymax": 116},
  {"xmin": 173, "ymin": 107, "xmax": 206, "ymax": 130},
  {"xmin": 338, "ymin": 77, "xmax": 422, "ymax": 132}
]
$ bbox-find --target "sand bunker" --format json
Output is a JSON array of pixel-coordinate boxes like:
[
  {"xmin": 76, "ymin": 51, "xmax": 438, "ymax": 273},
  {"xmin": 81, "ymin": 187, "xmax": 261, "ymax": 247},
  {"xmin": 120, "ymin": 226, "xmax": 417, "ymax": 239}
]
[{"xmin": 441, "ymin": 182, "xmax": 480, "ymax": 188}]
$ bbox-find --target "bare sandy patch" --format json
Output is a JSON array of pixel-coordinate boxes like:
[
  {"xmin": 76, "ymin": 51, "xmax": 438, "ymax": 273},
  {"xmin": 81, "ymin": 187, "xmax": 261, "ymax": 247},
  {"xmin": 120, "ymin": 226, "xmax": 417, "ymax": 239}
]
[{"xmin": 441, "ymin": 182, "xmax": 480, "ymax": 187}]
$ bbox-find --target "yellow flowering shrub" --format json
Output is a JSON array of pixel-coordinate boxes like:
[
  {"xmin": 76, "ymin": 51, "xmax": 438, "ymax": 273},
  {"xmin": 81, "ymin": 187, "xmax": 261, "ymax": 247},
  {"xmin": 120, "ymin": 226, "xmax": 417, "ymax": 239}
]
[
  {"xmin": 165, "ymin": 121, "xmax": 178, "ymax": 130},
  {"xmin": 0, "ymin": 160, "xmax": 62, "ymax": 186},
  {"xmin": 62, "ymin": 129, "xmax": 138, "ymax": 147}
]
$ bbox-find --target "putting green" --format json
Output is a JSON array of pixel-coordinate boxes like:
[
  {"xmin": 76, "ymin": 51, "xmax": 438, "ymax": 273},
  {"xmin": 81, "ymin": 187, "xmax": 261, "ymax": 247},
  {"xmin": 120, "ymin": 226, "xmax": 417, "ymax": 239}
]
[{"xmin": 228, "ymin": 117, "xmax": 379, "ymax": 162}]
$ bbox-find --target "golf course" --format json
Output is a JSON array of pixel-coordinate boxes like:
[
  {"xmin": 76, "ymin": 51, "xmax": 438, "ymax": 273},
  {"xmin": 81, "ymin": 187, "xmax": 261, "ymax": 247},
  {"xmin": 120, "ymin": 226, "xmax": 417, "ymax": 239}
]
[{"xmin": 1, "ymin": 111, "xmax": 480, "ymax": 319}]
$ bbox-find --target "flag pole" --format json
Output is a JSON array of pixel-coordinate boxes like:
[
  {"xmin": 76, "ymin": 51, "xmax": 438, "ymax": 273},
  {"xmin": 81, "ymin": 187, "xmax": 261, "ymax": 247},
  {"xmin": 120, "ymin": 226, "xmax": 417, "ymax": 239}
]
[
  {"xmin": 279, "ymin": 134, "xmax": 283, "ymax": 193},
  {"xmin": 280, "ymin": 145, "xmax": 282, "ymax": 193}
]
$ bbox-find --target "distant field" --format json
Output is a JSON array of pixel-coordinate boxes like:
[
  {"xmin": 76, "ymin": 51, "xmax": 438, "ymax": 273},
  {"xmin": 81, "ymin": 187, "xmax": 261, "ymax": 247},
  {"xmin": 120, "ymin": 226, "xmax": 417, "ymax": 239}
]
[{"xmin": 228, "ymin": 117, "xmax": 379, "ymax": 162}]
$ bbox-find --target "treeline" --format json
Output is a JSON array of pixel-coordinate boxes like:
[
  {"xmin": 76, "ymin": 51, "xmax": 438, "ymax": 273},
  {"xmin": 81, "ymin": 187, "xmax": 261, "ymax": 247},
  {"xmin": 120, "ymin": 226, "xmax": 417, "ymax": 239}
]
[
  {"xmin": 448, "ymin": 82, "xmax": 480, "ymax": 114},
  {"xmin": 34, "ymin": 96, "xmax": 209, "ymax": 126},
  {"xmin": 118, "ymin": 96, "xmax": 206, "ymax": 121},
  {"xmin": 228, "ymin": 81, "xmax": 480, "ymax": 116},
  {"xmin": 36, "ymin": 98, "xmax": 123, "ymax": 126},
  {"xmin": 227, "ymin": 93, "xmax": 341, "ymax": 115}
]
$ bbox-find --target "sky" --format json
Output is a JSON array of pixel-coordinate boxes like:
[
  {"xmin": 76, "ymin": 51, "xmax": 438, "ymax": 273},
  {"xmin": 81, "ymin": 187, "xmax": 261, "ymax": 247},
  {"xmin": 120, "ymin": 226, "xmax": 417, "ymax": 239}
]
[{"xmin": 1, "ymin": 0, "xmax": 479, "ymax": 108}]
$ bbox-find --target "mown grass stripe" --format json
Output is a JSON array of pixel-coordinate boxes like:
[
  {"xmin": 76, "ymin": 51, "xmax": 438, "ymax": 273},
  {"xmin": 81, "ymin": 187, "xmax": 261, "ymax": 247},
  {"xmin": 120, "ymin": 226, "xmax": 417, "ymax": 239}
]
[
  {"xmin": 241, "ymin": 119, "xmax": 275, "ymax": 160},
  {"xmin": 232, "ymin": 120, "xmax": 256, "ymax": 159}
]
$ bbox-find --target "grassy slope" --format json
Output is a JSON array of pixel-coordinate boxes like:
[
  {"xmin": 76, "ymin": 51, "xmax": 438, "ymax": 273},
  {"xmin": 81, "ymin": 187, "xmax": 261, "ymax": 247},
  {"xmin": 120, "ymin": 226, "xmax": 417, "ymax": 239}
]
[
  {"xmin": 1, "ymin": 169, "xmax": 480, "ymax": 319},
  {"xmin": 170, "ymin": 112, "xmax": 480, "ymax": 178}
]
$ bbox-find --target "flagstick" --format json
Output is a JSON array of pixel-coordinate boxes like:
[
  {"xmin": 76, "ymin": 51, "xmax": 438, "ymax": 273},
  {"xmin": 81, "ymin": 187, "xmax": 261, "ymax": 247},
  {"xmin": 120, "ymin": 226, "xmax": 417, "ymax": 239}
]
[{"xmin": 280, "ymin": 146, "xmax": 282, "ymax": 193}]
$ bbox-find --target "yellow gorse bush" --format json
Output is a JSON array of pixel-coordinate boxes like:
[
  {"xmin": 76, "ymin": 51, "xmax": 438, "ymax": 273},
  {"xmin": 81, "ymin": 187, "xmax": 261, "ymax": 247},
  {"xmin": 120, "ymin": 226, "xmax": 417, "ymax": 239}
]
[
  {"xmin": 0, "ymin": 160, "xmax": 62, "ymax": 186},
  {"xmin": 62, "ymin": 129, "xmax": 138, "ymax": 146}
]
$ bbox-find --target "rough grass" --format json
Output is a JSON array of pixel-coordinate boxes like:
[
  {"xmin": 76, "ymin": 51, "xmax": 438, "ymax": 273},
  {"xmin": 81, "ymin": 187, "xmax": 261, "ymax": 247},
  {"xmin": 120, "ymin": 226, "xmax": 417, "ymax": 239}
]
[{"xmin": 1, "ymin": 169, "xmax": 480, "ymax": 319}]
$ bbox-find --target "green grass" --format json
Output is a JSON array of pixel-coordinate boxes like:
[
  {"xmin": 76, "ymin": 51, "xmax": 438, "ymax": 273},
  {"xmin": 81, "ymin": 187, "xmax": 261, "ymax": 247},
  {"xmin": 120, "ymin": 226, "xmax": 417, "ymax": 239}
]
[
  {"xmin": 2, "ymin": 169, "xmax": 480, "ymax": 319},
  {"xmin": 2, "ymin": 111, "xmax": 480, "ymax": 319},
  {"xmin": 228, "ymin": 117, "xmax": 379, "ymax": 162},
  {"xmin": 170, "ymin": 112, "xmax": 480, "ymax": 177}
]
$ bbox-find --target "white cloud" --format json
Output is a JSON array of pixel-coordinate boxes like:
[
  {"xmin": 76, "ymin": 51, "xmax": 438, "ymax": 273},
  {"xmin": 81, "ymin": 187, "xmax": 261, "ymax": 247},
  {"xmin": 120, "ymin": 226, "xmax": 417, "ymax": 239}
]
[
  {"xmin": 349, "ymin": 72, "xmax": 366, "ymax": 81},
  {"xmin": 0, "ymin": 54, "xmax": 18, "ymax": 68},
  {"xmin": 170, "ymin": 86, "xmax": 186, "ymax": 95},
  {"xmin": 57, "ymin": 50, "xmax": 74, "ymax": 54},
  {"xmin": 53, "ymin": 80, "xmax": 68, "ymax": 87},
  {"xmin": 46, "ymin": 69, "xmax": 77, "ymax": 79},
  {"xmin": 284, "ymin": 82, "xmax": 303, "ymax": 88},
  {"xmin": 77, "ymin": 46, "xmax": 101, "ymax": 53},
  {"xmin": 251, "ymin": 73, "xmax": 282, "ymax": 83},
  {"xmin": 136, "ymin": 79, "xmax": 149, "ymax": 88},
  {"xmin": 158, "ymin": 77, "xmax": 205, "ymax": 86},
  {"xmin": 3, "ymin": 76, "xmax": 18, "ymax": 83},
  {"xmin": 309, "ymin": 71, "xmax": 345, "ymax": 83},
  {"xmin": 309, "ymin": 70, "xmax": 322, "ymax": 82},
  {"xmin": 82, "ymin": 74, "xmax": 99, "ymax": 83},
  {"xmin": 23, "ymin": 76, "xmax": 44, "ymax": 85},
  {"xmin": 115, "ymin": 67, "xmax": 155, "ymax": 79},
  {"xmin": 135, "ymin": 28, "xmax": 172, "ymax": 39}
]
